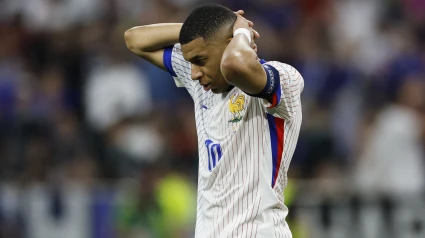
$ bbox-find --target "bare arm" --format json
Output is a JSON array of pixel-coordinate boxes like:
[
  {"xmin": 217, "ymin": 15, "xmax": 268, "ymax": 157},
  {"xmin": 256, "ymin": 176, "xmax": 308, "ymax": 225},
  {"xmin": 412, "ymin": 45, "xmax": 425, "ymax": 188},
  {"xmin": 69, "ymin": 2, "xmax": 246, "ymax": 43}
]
[
  {"xmin": 124, "ymin": 23, "xmax": 182, "ymax": 70},
  {"xmin": 220, "ymin": 14, "xmax": 268, "ymax": 98}
]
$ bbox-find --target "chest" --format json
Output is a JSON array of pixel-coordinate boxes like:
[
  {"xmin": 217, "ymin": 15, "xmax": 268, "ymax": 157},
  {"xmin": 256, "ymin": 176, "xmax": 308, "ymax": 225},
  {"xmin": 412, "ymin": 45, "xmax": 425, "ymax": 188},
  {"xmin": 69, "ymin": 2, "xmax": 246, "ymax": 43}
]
[{"xmin": 195, "ymin": 89, "xmax": 252, "ymax": 141}]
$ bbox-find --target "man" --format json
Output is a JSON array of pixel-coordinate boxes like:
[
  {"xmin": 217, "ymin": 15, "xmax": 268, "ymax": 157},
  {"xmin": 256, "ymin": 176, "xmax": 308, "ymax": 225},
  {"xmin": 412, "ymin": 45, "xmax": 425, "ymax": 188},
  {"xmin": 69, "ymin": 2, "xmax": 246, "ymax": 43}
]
[{"xmin": 124, "ymin": 3, "xmax": 303, "ymax": 237}]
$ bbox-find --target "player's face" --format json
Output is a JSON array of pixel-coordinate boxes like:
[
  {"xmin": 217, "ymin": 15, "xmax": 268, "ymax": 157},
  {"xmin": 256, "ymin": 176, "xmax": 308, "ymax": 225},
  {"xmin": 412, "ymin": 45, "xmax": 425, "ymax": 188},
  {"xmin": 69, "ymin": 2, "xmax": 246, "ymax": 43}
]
[{"xmin": 181, "ymin": 37, "xmax": 230, "ymax": 94}]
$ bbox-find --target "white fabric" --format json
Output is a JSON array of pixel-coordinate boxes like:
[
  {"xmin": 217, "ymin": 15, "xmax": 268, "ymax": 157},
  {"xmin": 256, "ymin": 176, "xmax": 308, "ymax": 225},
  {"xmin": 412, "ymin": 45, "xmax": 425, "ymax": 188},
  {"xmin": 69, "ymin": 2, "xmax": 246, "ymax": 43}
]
[
  {"xmin": 234, "ymin": 28, "xmax": 252, "ymax": 44},
  {"xmin": 355, "ymin": 105, "xmax": 425, "ymax": 196},
  {"xmin": 23, "ymin": 183, "xmax": 91, "ymax": 238},
  {"xmin": 85, "ymin": 63, "xmax": 152, "ymax": 131}
]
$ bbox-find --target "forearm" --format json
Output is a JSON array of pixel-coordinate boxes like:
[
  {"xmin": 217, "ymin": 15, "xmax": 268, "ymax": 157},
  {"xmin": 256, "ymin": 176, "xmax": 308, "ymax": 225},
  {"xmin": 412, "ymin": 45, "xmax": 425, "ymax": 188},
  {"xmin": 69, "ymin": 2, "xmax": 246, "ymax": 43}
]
[
  {"xmin": 124, "ymin": 23, "xmax": 182, "ymax": 53},
  {"xmin": 221, "ymin": 35, "xmax": 265, "ymax": 94}
]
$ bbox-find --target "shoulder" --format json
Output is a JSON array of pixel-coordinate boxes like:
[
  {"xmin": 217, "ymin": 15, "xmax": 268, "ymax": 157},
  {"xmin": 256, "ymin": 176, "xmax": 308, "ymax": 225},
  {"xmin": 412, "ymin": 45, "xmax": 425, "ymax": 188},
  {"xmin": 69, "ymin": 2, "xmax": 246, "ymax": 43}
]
[
  {"xmin": 263, "ymin": 61, "xmax": 294, "ymax": 75},
  {"xmin": 168, "ymin": 43, "xmax": 184, "ymax": 60},
  {"xmin": 172, "ymin": 43, "xmax": 182, "ymax": 52},
  {"xmin": 168, "ymin": 44, "xmax": 192, "ymax": 78},
  {"xmin": 263, "ymin": 61, "xmax": 303, "ymax": 85}
]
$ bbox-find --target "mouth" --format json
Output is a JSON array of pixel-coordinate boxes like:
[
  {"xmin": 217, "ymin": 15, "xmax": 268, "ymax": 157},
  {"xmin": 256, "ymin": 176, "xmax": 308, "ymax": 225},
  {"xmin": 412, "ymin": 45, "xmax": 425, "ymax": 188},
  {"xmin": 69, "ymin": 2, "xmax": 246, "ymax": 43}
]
[{"xmin": 201, "ymin": 83, "xmax": 212, "ymax": 91}]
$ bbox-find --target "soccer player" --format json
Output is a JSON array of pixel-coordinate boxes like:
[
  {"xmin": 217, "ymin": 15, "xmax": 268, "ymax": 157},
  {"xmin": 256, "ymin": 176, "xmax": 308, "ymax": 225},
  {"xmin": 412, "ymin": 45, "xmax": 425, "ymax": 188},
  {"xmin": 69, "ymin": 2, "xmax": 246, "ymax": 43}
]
[{"xmin": 124, "ymin": 3, "xmax": 304, "ymax": 238}]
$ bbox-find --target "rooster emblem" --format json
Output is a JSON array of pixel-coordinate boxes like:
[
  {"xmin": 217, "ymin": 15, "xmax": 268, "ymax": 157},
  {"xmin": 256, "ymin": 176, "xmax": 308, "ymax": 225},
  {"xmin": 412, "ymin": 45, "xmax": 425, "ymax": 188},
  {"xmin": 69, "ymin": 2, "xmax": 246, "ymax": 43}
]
[{"xmin": 228, "ymin": 93, "xmax": 245, "ymax": 123}]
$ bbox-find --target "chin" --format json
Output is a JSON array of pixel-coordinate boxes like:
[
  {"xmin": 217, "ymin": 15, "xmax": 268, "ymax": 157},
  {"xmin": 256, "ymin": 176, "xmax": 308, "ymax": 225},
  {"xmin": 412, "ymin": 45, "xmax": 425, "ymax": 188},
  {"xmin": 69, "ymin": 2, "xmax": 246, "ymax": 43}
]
[{"xmin": 211, "ymin": 88, "xmax": 221, "ymax": 94}]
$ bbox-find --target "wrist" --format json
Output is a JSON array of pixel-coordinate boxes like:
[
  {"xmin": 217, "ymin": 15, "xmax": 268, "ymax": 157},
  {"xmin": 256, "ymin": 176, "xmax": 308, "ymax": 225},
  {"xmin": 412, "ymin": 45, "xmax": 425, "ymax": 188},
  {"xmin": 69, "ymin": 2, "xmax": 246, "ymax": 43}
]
[{"xmin": 233, "ymin": 28, "xmax": 251, "ymax": 44}]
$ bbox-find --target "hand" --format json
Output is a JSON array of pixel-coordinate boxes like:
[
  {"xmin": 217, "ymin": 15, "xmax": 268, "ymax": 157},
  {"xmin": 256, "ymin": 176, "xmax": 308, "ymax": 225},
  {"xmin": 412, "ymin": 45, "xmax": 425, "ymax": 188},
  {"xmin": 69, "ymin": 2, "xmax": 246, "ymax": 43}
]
[
  {"xmin": 234, "ymin": 10, "xmax": 260, "ymax": 40},
  {"xmin": 234, "ymin": 10, "xmax": 260, "ymax": 52}
]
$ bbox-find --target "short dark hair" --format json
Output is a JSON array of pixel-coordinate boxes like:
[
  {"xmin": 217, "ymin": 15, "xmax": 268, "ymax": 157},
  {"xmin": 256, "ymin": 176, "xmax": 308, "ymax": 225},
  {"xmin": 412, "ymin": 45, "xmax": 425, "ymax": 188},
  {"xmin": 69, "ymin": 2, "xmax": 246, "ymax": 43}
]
[{"xmin": 179, "ymin": 3, "xmax": 237, "ymax": 44}]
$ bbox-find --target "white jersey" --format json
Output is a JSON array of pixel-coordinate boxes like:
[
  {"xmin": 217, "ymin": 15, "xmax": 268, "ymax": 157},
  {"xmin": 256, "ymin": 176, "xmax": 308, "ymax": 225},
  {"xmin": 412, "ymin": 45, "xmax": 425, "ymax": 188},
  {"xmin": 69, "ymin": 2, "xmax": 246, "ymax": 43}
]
[{"xmin": 163, "ymin": 44, "xmax": 304, "ymax": 238}]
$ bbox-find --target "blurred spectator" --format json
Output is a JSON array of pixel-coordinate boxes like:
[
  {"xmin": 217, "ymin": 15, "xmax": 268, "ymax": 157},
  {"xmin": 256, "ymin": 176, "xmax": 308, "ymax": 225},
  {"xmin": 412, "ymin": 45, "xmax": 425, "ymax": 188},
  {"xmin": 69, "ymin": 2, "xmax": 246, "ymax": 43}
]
[
  {"xmin": 331, "ymin": 0, "xmax": 395, "ymax": 75},
  {"xmin": 84, "ymin": 30, "xmax": 165, "ymax": 177},
  {"xmin": 21, "ymin": 154, "xmax": 97, "ymax": 238},
  {"xmin": 354, "ymin": 76, "xmax": 425, "ymax": 196},
  {"xmin": 5, "ymin": 0, "xmax": 106, "ymax": 32},
  {"xmin": 0, "ymin": 182, "xmax": 24, "ymax": 238},
  {"xmin": 84, "ymin": 33, "xmax": 152, "ymax": 132}
]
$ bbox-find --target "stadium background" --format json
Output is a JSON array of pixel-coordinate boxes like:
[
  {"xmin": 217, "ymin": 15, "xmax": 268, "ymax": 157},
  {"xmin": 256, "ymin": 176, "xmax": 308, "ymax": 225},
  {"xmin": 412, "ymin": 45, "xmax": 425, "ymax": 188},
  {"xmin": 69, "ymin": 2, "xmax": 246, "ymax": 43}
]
[{"xmin": 0, "ymin": 0, "xmax": 424, "ymax": 237}]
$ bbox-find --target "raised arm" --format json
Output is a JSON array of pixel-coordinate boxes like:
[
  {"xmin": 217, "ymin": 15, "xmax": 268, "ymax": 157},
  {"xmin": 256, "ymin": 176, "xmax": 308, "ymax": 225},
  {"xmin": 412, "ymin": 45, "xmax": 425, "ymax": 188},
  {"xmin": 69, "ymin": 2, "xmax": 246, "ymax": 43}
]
[
  {"xmin": 124, "ymin": 23, "xmax": 182, "ymax": 70},
  {"xmin": 220, "ymin": 14, "xmax": 268, "ymax": 97}
]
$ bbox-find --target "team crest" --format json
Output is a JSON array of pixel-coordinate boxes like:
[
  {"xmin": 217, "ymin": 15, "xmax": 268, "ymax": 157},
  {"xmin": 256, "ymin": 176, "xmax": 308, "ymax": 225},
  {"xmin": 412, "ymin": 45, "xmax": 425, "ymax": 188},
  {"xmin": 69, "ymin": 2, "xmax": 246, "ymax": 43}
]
[{"xmin": 228, "ymin": 93, "xmax": 245, "ymax": 123}]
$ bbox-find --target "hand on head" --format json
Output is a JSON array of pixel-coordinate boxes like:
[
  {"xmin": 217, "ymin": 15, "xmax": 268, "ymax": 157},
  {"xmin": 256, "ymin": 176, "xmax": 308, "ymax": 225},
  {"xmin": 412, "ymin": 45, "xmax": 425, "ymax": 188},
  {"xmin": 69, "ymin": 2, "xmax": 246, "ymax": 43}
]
[{"xmin": 234, "ymin": 10, "xmax": 259, "ymax": 52}]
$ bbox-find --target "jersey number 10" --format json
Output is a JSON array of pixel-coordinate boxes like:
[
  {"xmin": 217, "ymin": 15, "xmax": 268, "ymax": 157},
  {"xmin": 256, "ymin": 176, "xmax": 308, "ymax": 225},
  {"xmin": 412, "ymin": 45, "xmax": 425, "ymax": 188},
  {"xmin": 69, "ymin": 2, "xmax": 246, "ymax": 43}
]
[{"xmin": 205, "ymin": 140, "xmax": 222, "ymax": 171}]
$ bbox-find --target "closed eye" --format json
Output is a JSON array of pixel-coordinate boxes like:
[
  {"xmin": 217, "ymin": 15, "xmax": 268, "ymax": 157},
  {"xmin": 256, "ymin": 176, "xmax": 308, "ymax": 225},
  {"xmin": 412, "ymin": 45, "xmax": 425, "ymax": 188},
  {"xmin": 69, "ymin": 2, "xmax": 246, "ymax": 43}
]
[{"xmin": 192, "ymin": 58, "xmax": 206, "ymax": 66}]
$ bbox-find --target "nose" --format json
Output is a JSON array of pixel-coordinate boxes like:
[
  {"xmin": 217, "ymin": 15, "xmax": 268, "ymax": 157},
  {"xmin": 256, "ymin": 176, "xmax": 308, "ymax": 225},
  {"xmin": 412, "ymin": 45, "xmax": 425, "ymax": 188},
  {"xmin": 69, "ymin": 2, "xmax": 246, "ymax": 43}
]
[{"xmin": 191, "ymin": 64, "xmax": 203, "ymax": 81}]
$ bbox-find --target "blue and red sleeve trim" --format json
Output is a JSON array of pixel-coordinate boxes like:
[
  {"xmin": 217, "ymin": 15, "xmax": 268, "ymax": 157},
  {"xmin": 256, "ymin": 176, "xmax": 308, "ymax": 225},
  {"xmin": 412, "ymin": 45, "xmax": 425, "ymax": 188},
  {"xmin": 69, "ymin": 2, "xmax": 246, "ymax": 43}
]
[
  {"xmin": 268, "ymin": 81, "xmax": 282, "ymax": 108},
  {"xmin": 263, "ymin": 62, "xmax": 282, "ymax": 108},
  {"xmin": 266, "ymin": 113, "xmax": 285, "ymax": 188},
  {"xmin": 245, "ymin": 61, "xmax": 281, "ymax": 100},
  {"xmin": 163, "ymin": 46, "xmax": 177, "ymax": 77}
]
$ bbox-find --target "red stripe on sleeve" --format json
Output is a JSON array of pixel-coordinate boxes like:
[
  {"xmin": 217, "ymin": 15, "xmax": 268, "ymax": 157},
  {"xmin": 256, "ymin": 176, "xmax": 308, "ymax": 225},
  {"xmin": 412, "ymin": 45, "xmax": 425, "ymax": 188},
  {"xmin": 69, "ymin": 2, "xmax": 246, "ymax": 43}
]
[{"xmin": 272, "ymin": 117, "xmax": 285, "ymax": 186}]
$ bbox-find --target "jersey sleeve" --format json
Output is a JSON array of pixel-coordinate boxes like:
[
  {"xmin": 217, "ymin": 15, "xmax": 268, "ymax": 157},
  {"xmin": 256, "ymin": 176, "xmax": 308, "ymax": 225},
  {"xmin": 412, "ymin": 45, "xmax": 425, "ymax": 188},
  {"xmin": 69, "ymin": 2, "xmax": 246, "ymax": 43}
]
[
  {"xmin": 259, "ymin": 61, "xmax": 304, "ymax": 120},
  {"xmin": 163, "ymin": 43, "xmax": 196, "ymax": 97}
]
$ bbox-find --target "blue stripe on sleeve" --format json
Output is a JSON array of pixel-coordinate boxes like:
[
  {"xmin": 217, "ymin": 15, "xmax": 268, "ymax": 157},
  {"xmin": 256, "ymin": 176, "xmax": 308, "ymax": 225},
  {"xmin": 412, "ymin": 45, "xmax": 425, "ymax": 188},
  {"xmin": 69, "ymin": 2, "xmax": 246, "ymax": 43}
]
[
  {"xmin": 262, "ymin": 64, "xmax": 280, "ymax": 95},
  {"xmin": 163, "ymin": 46, "xmax": 177, "ymax": 77},
  {"xmin": 245, "ymin": 63, "xmax": 280, "ymax": 98}
]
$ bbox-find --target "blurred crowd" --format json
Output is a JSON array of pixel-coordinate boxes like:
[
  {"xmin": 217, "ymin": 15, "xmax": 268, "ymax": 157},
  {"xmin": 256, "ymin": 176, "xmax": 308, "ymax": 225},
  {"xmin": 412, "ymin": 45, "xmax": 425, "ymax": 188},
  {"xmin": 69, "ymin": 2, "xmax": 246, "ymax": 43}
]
[{"xmin": 0, "ymin": 0, "xmax": 424, "ymax": 237}]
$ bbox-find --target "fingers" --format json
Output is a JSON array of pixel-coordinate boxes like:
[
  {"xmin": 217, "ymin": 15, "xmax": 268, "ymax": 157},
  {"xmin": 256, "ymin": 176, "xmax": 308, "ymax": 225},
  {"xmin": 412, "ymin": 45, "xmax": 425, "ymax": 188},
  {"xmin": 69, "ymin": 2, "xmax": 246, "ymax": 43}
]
[
  {"xmin": 235, "ymin": 10, "xmax": 244, "ymax": 15},
  {"xmin": 233, "ymin": 10, "xmax": 260, "ymax": 41},
  {"xmin": 251, "ymin": 43, "xmax": 258, "ymax": 53},
  {"xmin": 253, "ymin": 29, "xmax": 260, "ymax": 39},
  {"xmin": 235, "ymin": 10, "xmax": 253, "ymax": 27}
]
